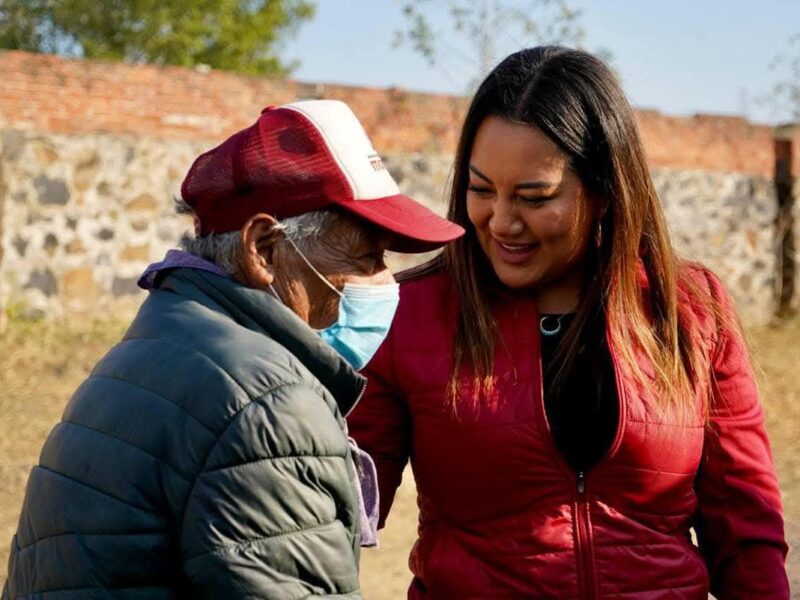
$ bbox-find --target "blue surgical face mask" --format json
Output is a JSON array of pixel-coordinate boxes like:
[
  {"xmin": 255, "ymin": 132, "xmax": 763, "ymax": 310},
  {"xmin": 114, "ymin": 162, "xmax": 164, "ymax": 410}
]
[
  {"xmin": 274, "ymin": 232, "xmax": 399, "ymax": 371},
  {"xmin": 317, "ymin": 282, "xmax": 400, "ymax": 370}
]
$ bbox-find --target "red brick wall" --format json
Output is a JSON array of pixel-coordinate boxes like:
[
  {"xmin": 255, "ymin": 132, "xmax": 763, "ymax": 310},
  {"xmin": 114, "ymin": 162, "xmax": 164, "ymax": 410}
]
[
  {"xmin": 0, "ymin": 50, "xmax": 776, "ymax": 175},
  {"xmin": 0, "ymin": 51, "xmax": 465, "ymax": 155},
  {"xmin": 637, "ymin": 111, "xmax": 774, "ymax": 177}
]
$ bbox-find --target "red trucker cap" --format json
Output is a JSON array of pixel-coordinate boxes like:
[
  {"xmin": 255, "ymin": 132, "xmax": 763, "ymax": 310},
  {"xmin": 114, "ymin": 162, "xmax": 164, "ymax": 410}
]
[{"xmin": 180, "ymin": 100, "xmax": 464, "ymax": 252}]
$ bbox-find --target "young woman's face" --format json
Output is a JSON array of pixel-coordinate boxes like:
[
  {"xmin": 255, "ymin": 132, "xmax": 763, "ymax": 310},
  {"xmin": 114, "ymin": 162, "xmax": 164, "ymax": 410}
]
[{"xmin": 466, "ymin": 115, "xmax": 595, "ymax": 311}]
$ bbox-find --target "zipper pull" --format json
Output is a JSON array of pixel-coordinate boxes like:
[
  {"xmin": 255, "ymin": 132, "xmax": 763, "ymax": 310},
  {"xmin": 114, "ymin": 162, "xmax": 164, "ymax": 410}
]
[{"xmin": 577, "ymin": 471, "xmax": 586, "ymax": 494}]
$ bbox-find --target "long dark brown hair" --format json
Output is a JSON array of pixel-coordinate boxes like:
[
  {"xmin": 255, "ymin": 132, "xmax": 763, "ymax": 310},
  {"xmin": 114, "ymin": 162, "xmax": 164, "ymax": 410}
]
[{"xmin": 409, "ymin": 46, "xmax": 726, "ymax": 417}]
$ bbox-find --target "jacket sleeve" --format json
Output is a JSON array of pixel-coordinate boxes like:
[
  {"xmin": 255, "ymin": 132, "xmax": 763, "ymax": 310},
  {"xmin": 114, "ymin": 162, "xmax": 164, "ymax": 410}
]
[
  {"xmin": 694, "ymin": 273, "xmax": 789, "ymax": 599},
  {"xmin": 179, "ymin": 384, "xmax": 362, "ymax": 599},
  {"xmin": 347, "ymin": 332, "xmax": 411, "ymax": 528}
]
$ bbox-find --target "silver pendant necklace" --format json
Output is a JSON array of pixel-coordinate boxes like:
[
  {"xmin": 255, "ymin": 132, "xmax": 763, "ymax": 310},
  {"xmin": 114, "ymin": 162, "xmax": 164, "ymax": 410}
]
[{"xmin": 539, "ymin": 315, "xmax": 565, "ymax": 337}]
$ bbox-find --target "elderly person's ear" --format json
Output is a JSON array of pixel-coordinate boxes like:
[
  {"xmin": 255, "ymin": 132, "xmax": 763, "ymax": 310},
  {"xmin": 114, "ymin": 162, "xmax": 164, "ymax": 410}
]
[{"xmin": 238, "ymin": 213, "xmax": 283, "ymax": 289}]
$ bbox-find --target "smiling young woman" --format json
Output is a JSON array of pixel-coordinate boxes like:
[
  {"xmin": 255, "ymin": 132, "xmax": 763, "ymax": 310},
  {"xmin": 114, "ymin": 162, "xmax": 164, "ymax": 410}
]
[
  {"xmin": 348, "ymin": 46, "xmax": 789, "ymax": 599},
  {"xmin": 465, "ymin": 115, "xmax": 595, "ymax": 308}
]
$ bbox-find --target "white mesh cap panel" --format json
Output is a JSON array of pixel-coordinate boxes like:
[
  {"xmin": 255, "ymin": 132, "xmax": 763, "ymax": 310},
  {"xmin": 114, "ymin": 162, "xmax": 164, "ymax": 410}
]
[{"xmin": 283, "ymin": 100, "xmax": 401, "ymax": 200}]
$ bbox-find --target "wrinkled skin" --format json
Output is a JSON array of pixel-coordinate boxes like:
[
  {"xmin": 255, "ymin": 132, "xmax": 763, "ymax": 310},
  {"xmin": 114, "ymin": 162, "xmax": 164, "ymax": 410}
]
[{"xmin": 236, "ymin": 211, "xmax": 394, "ymax": 329}]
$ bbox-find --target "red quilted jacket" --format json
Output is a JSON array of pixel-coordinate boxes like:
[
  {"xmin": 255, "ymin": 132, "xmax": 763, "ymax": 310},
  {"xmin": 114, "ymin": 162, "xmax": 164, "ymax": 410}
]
[{"xmin": 348, "ymin": 267, "xmax": 788, "ymax": 599}]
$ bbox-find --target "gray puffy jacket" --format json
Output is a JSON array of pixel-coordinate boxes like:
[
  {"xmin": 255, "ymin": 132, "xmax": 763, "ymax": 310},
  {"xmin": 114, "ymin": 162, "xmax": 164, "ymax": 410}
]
[{"xmin": 3, "ymin": 268, "xmax": 365, "ymax": 599}]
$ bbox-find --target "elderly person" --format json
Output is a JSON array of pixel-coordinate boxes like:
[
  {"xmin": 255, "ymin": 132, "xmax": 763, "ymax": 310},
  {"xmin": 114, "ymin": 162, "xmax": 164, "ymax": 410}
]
[{"xmin": 2, "ymin": 100, "xmax": 463, "ymax": 599}]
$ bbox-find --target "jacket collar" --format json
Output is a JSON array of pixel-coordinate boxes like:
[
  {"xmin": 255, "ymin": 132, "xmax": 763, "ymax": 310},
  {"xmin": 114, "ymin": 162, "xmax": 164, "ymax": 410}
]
[{"xmin": 158, "ymin": 267, "xmax": 366, "ymax": 417}]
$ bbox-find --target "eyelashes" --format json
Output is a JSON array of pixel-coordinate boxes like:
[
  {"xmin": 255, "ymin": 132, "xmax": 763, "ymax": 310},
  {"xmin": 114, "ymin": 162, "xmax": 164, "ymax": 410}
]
[
  {"xmin": 467, "ymin": 185, "xmax": 556, "ymax": 206},
  {"xmin": 467, "ymin": 185, "xmax": 492, "ymax": 196}
]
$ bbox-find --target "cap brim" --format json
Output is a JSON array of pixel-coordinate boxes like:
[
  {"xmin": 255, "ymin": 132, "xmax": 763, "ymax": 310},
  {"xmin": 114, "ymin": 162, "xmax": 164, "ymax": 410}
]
[{"xmin": 332, "ymin": 194, "xmax": 465, "ymax": 253}]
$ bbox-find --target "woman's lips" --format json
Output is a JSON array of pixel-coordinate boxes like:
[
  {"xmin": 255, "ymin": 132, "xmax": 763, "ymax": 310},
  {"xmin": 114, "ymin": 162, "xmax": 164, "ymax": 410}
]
[{"xmin": 491, "ymin": 238, "xmax": 537, "ymax": 265}]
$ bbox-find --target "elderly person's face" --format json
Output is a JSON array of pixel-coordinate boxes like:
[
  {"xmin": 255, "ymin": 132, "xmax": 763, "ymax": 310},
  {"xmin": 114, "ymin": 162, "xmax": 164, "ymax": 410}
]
[{"xmin": 236, "ymin": 212, "xmax": 394, "ymax": 329}]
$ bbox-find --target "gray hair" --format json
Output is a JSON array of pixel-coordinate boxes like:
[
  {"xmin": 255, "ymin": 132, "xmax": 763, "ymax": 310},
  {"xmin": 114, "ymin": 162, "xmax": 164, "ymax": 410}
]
[{"xmin": 175, "ymin": 198, "xmax": 341, "ymax": 274}]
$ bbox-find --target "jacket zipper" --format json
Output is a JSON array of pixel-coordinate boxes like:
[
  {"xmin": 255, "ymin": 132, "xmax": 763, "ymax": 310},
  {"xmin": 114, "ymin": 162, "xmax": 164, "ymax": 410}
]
[
  {"xmin": 345, "ymin": 377, "xmax": 369, "ymax": 418},
  {"xmin": 575, "ymin": 471, "xmax": 598, "ymax": 600},
  {"xmin": 534, "ymin": 306, "xmax": 616, "ymax": 599}
]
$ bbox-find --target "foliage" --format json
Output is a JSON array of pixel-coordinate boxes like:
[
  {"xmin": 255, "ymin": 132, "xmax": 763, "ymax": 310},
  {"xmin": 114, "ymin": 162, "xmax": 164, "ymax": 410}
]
[
  {"xmin": 0, "ymin": 0, "xmax": 315, "ymax": 76},
  {"xmin": 394, "ymin": 0, "xmax": 602, "ymax": 89},
  {"xmin": 770, "ymin": 33, "xmax": 800, "ymax": 122}
]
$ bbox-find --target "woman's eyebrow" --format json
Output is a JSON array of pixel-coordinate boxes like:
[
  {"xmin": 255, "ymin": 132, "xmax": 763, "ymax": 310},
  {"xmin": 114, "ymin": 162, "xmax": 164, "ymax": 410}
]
[
  {"xmin": 469, "ymin": 164, "xmax": 557, "ymax": 190},
  {"xmin": 468, "ymin": 165, "xmax": 493, "ymax": 183}
]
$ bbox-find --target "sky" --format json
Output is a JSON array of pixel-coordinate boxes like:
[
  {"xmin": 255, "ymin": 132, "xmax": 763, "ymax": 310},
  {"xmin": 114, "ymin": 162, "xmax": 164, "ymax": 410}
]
[{"xmin": 283, "ymin": 0, "xmax": 800, "ymax": 124}]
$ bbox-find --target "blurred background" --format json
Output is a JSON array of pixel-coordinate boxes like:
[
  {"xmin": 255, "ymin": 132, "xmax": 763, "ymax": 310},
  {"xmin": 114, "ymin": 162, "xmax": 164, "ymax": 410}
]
[{"xmin": 1, "ymin": 1, "xmax": 799, "ymax": 597}]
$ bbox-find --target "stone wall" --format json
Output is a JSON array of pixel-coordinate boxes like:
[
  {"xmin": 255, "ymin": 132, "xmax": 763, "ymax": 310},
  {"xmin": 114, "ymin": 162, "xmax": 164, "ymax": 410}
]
[
  {"xmin": 0, "ymin": 130, "xmax": 785, "ymax": 325},
  {"xmin": 0, "ymin": 130, "xmax": 203, "ymax": 318},
  {"xmin": 0, "ymin": 131, "xmax": 458, "ymax": 319},
  {"xmin": 654, "ymin": 170, "xmax": 778, "ymax": 321}
]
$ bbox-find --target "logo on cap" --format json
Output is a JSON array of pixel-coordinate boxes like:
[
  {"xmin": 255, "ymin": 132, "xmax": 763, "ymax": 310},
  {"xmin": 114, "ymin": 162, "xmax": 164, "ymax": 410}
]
[{"xmin": 368, "ymin": 153, "xmax": 386, "ymax": 173}]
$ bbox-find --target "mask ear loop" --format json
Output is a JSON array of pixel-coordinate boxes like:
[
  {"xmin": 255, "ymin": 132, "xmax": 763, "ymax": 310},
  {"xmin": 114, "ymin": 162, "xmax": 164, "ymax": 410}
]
[{"xmin": 279, "ymin": 228, "xmax": 344, "ymax": 298}]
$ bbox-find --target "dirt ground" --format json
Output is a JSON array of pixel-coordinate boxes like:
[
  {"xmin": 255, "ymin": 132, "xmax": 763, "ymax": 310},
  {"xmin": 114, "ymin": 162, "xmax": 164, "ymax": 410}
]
[{"xmin": 0, "ymin": 316, "xmax": 797, "ymax": 597}]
